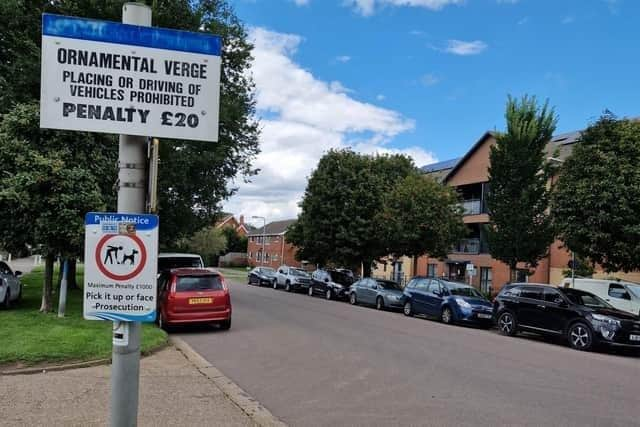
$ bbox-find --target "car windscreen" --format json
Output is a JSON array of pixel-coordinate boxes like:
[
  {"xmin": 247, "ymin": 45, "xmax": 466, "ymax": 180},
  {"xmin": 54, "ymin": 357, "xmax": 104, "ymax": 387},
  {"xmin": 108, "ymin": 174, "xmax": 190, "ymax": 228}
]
[
  {"xmin": 446, "ymin": 283, "xmax": 484, "ymax": 299},
  {"xmin": 560, "ymin": 288, "xmax": 613, "ymax": 308},
  {"xmin": 259, "ymin": 267, "xmax": 275, "ymax": 275},
  {"xmin": 176, "ymin": 275, "xmax": 223, "ymax": 292},
  {"xmin": 377, "ymin": 280, "xmax": 401, "ymax": 290},
  {"xmin": 291, "ymin": 269, "xmax": 309, "ymax": 277},
  {"xmin": 158, "ymin": 257, "xmax": 202, "ymax": 272}
]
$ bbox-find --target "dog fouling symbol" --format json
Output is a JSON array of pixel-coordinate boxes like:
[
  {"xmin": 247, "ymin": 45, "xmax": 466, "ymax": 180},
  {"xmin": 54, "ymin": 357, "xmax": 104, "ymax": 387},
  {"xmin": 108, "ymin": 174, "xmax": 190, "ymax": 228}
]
[{"xmin": 95, "ymin": 234, "xmax": 147, "ymax": 281}]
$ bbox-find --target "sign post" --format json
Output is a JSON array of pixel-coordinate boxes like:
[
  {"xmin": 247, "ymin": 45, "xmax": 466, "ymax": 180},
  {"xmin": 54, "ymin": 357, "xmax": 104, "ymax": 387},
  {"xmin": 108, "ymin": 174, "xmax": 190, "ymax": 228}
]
[{"xmin": 40, "ymin": 3, "xmax": 221, "ymax": 425}]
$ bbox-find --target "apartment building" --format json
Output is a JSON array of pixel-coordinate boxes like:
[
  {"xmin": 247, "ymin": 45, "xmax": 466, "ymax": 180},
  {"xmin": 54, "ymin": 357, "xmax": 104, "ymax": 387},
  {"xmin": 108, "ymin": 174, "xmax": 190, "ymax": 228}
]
[
  {"xmin": 415, "ymin": 130, "xmax": 581, "ymax": 294},
  {"xmin": 247, "ymin": 219, "xmax": 301, "ymax": 268}
]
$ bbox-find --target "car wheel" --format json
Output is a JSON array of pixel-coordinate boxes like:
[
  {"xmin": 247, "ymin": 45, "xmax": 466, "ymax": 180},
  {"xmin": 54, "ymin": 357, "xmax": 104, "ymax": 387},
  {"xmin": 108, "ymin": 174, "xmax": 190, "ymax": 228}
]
[
  {"xmin": 285, "ymin": 281, "xmax": 291, "ymax": 292},
  {"xmin": 403, "ymin": 301, "xmax": 413, "ymax": 317},
  {"xmin": 220, "ymin": 318, "xmax": 231, "ymax": 331},
  {"xmin": 568, "ymin": 322, "xmax": 593, "ymax": 351},
  {"xmin": 158, "ymin": 311, "xmax": 169, "ymax": 332},
  {"xmin": 325, "ymin": 289, "xmax": 333, "ymax": 300},
  {"xmin": 248, "ymin": 277, "xmax": 252, "ymax": 285},
  {"xmin": 349, "ymin": 292, "xmax": 357, "ymax": 305},
  {"xmin": 376, "ymin": 297, "xmax": 384, "ymax": 310},
  {"xmin": 308, "ymin": 286, "xmax": 314, "ymax": 296},
  {"xmin": 497, "ymin": 311, "xmax": 517, "ymax": 336},
  {"xmin": 441, "ymin": 306, "xmax": 454, "ymax": 324},
  {"xmin": 273, "ymin": 280, "xmax": 278, "ymax": 290}
]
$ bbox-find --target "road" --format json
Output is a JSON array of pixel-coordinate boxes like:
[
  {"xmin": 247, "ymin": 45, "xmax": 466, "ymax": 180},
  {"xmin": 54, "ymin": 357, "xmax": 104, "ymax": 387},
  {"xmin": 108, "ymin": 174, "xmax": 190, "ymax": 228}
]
[{"xmin": 177, "ymin": 275, "xmax": 640, "ymax": 427}]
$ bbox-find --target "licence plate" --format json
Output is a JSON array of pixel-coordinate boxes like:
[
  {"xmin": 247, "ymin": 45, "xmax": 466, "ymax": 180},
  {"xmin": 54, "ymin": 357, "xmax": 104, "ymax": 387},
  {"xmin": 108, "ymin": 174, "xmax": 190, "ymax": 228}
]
[
  {"xmin": 477, "ymin": 313, "xmax": 492, "ymax": 319},
  {"xmin": 189, "ymin": 297, "xmax": 212, "ymax": 305},
  {"xmin": 630, "ymin": 334, "xmax": 640, "ymax": 341}
]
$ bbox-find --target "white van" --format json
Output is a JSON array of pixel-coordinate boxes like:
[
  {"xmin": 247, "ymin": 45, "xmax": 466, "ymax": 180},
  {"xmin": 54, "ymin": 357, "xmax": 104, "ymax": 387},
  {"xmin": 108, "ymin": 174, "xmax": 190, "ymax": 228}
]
[{"xmin": 561, "ymin": 278, "xmax": 640, "ymax": 316}]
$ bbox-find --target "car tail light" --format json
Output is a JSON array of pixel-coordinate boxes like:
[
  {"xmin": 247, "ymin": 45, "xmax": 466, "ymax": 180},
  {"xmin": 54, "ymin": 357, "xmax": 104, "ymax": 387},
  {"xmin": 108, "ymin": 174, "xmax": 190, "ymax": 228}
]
[{"xmin": 220, "ymin": 275, "xmax": 229, "ymax": 291}]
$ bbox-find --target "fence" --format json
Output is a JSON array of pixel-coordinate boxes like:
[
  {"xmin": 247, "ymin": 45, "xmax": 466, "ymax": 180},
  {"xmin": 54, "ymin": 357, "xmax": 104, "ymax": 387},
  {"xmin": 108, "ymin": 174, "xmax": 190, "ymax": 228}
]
[{"xmin": 218, "ymin": 252, "xmax": 248, "ymax": 267}]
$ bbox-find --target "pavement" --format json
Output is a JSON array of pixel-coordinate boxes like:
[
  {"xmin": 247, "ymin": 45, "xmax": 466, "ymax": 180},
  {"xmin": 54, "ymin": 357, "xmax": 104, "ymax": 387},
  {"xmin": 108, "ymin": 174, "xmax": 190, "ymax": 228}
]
[
  {"xmin": 178, "ymin": 273, "xmax": 640, "ymax": 427},
  {"xmin": 1, "ymin": 346, "xmax": 257, "ymax": 427}
]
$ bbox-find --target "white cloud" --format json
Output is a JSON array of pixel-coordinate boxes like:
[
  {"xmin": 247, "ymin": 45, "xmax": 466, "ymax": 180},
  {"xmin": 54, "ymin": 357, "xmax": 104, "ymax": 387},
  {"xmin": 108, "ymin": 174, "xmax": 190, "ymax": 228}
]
[
  {"xmin": 561, "ymin": 15, "xmax": 575, "ymax": 24},
  {"xmin": 223, "ymin": 27, "xmax": 435, "ymax": 221},
  {"xmin": 346, "ymin": 0, "xmax": 463, "ymax": 16},
  {"xmin": 421, "ymin": 73, "xmax": 440, "ymax": 86},
  {"xmin": 376, "ymin": 94, "xmax": 386, "ymax": 101},
  {"xmin": 444, "ymin": 39, "xmax": 487, "ymax": 55},
  {"xmin": 517, "ymin": 16, "xmax": 529, "ymax": 25},
  {"xmin": 292, "ymin": 0, "xmax": 310, "ymax": 5},
  {"xmin": 334, "ymin": 55, "xmax": 351, "ymax": 63},
  {"xmin": 496, "ymin": 0, "xmax": 519, "ymax": 3}
]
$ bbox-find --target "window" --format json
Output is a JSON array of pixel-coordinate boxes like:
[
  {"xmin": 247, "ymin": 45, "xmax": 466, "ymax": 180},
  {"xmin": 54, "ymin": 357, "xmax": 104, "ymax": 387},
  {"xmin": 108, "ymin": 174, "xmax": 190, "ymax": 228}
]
[
  {"xmin": 427, "ymin": 264, "xmax": 437, "ymax": 277},
  {"xmin": 520, "ymin": 286, "xmax": 543, "ymax": 300},
  {"xmin": 406, "ymin": 279, "xmax": 417, "ymax": 289},
  {"xmin": 427, "ymin": 280, "xmax": 441, "ymax": 295},
  {"xmin": 265, "ymin": 253, "xmax": 270, "ymax": 262},
  {"xmin": 248, "ymin": 251, "xmax": 252, "ymax": 259},
  {"xmin": 273, "ymin": 254, "xmax": 279, "ymax": 262},
  {"xmin": 415, "ymin": 278, "xmax": 430, "ymax": 290},
  {"xmin": 0, "ymin": 262, "xmax": 11, "ymax": 275},
  {"xmin": 501, "ymin": 287, "xmax": 521, "ymax": 297},
  {"xmin": 544, "ymin": 288, "xmax": 564, "ymax": 305},
  {"xmin": 480, "ymin": 267, "xmax": 492, "ymax": 293},
  {"xmin": 608, "ymin": 283, "xmax": 630, "ymax": 300},
  {"xmin": 176, "ymin": 275, "xmax": 223, "ymax": 292},
  {"xmin": 516, "ymin": 270, "xmax": 529, "ymax": 283}
]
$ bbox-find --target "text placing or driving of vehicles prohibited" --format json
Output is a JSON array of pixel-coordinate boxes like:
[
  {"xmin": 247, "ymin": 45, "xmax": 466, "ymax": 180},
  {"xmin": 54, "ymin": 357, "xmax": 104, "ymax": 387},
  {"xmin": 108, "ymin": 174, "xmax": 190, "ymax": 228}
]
[
  {"xmin": 83, "ymin": 213, "xmax": 159, "ymax": 322},
  {"xmin": 40, "ymin": 14, "xmax": 221, "ymax": 142},
  {"xmin": 630, "ymin": 334, "xmax": 640, "ymax": 341}
]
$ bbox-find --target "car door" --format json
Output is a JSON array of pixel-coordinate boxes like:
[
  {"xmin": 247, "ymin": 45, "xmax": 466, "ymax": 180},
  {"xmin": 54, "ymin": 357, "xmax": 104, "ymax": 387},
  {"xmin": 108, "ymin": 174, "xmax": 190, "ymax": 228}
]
[
  {"xmin": 0, "ymin": 262, "xmax": 18, "ymax": 298},
  {"xmin": 410, "ymin": 278, "xmax": 430, "ymax": 315},
  {"xmin": 277, "ymin": 267, "xmax": 286, "ymax": 285},
  {"xmin": 541, "ymin": 288, "xmax": 571, "ymax": 333},
  {"xmin": 423, "ymin": 279, "xmax": 443, "ymax": 316},
  {"xmin": 605, "ymin": 283, "xmax": 633, "ymax": 313},
  {"xmin": 363, "ymin": 279, "xmax": 378, "ymax": 304},
  {"xmin": 517, "ymin": 286, "xmax": 547, "ymax": 331}
]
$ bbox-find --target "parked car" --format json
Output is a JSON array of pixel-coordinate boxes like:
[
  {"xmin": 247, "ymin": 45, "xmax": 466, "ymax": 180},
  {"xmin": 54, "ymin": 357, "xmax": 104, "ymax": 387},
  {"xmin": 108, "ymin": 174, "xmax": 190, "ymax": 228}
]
[
  {"xmin": 493, "ymin": 283, "xmax": 640, "ymax": 351},
  {"xmin": 0, "ymin": 261, "xmax": 22, "ymax": 309},
  {"xmin": 349, "ymin": 278, "xmax": 405, "ymax": 310},
  {"xmin": 402, "ymin": 277, "xmax": 493, "ymax": 326},
  {"xmin": 275, "ymin": 265, "xmax": 312, "ymax": 292},
  {"xmin": 309, "ymin": 268, "xmax": 354, "ymax": 300},
  {"xmin": 157, "ymin": 268, "xmax": 231, "ymax": 330},
  {"xmin": 158, "ymin": 253, "xmax": 204, "ymax": 273},
  {"xmin": 561, "ymin": 278, "xmax": 640, "ymax": 316},
  {"xmin": 248, "ymin": 267, "xmax": 277, "ymax": 286}
]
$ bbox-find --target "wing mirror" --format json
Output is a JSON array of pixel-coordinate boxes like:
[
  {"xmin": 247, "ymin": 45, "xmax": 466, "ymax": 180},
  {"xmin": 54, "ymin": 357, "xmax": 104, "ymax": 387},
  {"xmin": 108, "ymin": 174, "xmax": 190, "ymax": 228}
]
[
  {"xmin": 14, "ymin": 271, "xmax": 22, "ymax": 277},
  {"xmin": 325, "ymin": 278, "xmax": 329, "ymax": 283}
]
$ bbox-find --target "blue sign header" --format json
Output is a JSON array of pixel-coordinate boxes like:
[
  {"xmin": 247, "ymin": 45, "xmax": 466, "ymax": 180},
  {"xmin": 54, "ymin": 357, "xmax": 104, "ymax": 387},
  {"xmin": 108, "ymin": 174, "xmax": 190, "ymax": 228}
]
[
  {"xmin": 85, "ymin": 212, "xmax": 159, "ymax": 231},
  {"xmin": 43, "ymin": 13, "xmax": 221, "ymax": 56}
]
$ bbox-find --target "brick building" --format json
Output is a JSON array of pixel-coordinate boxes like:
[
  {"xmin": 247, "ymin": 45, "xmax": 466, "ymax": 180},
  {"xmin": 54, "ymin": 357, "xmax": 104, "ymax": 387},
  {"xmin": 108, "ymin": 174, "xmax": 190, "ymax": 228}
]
[
  {"xmin": 214, "ymin": 214, "xmax": 251, "ymax": 236},
  {"xmin": 247, "ymin": 219, "xmax": 302, "ymax": 268},
  {"xmin": 413, "ymin": 130, "xmax": 582, "ymax": 295}
]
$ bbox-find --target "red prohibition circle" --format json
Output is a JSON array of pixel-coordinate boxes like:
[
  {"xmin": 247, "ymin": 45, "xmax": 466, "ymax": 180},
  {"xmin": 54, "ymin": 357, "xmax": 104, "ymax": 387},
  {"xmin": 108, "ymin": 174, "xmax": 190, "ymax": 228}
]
[{"xmin": 95, "ymin": 234, "xmax": 147, "ymax": 281}]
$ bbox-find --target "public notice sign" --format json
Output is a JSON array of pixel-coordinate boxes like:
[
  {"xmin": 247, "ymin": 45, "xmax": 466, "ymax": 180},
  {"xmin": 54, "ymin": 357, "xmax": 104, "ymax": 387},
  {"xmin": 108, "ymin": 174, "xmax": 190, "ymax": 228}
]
[
  {"xmin": 84, "ymin": 212, "xmax": 159, "ymax": 322},
  {"xmin": 40, "ymin": 14, "xmax": 221, "ymax": 142}
]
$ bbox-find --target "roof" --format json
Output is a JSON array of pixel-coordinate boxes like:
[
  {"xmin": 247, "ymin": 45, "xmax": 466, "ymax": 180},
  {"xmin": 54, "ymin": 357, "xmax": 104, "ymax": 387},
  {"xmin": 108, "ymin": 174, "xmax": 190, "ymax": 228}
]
[
  {"xmin": 247, "ymin": 219, "xmax": 296, "ymax": 236},
  {"xmin": 441, "ymin": 131, "xmax": 495, "ymax": 183},
  {"xmin": 158, "ymin": 253, "xmax": 202, "ymax": 258},
  {"xmin": 420, "ymin": 158, "xmax": 461, "ymax": 173}
]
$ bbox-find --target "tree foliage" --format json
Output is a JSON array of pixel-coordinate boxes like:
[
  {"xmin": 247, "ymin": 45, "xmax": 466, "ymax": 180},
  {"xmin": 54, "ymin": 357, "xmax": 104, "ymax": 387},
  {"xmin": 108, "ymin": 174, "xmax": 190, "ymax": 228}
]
[
  {"xmin": 178, "ymin": 226, "xmax": 227, "ymax": 267},
  {"xmin": 552, "ymin": 115, "xmax": 640, "ymax": 273},
  {"xmin": 486, "ymin": 95, "xmax": 557, "ymax": 277},
  {"xmin": 221, "ymin": 226, "xmax": 248, "ymax": 253},
  {"xmin": 287, "ymin": 149, "xmax": 463, "ymax": 276}
]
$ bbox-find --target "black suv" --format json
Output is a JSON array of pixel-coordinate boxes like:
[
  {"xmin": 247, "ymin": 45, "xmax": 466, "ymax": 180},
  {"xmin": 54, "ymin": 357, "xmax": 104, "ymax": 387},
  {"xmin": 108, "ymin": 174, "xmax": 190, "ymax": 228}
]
[
  {"xmin": 309, "ymin": 269, "xmax": 354, "ymax": 300},
  {"xmin": 493, "ymin": 283, "xmax": 640, "ymax": 351}
]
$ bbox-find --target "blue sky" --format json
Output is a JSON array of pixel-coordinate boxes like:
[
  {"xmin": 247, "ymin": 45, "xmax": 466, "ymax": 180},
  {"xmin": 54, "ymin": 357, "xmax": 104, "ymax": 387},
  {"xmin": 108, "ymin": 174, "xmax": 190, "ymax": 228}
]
[{"xmin": 224, "ymin": 0, "xmax": 638, "ymax": 221}]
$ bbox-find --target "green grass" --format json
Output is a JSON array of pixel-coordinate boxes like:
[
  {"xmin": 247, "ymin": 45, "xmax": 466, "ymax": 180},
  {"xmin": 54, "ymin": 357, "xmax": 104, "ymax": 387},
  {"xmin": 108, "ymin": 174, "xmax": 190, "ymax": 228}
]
[
  {"xmin": 0, "ymin": 266, "xmax": 167, "ymax": 366},
  {"xmin": 217, "ymin": 266, "xmax": 250, "ymax": 278}
]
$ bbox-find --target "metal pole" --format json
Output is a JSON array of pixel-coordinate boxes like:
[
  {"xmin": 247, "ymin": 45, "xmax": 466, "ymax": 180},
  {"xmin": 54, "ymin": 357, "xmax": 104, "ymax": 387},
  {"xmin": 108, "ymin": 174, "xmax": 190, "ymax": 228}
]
[
  {"xmin": 57, "ymin": 259, "xmax": 68, "ymax": 317},
  {"xmin": 262, "ymin": 219, "xmax": 266, "ymax": 266},
  {"xmin": 571, "ymin": 251, "xmax": 575, "ymax": 287},
  {"xmin": 111, "ymin": 4, "xmax": 151, "ymax": 427}
]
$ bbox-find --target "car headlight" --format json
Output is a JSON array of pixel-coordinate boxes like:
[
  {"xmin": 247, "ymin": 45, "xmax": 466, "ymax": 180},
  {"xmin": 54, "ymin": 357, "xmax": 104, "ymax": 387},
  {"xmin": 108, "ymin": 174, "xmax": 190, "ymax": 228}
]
[
  {"xmin": 590, "ymin": 314, "xmax": 621, "ymax": 340},
  {"xmin": 333, "ymin": 283, "xmax": 343, "ymax": 289},
  {"xmin": 455, "ymin": 298, "xmax": 472, "ymax": 309}
]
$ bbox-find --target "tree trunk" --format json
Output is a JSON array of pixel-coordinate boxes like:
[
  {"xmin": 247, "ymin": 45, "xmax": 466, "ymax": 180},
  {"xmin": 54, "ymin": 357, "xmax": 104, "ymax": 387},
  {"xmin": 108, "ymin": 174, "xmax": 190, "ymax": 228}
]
[
  {"xmin": 40, "ymin": 253, "xmax": 54, "ymax": 312},
  {"xmin": 56, "ymin": 257, "xmax": 63, "ymax": 292},
  {"xmin": 509, "ymin": 263, "xmax": 517, "ymax": 283},
  {"xmin": 68, "ymin": 258, "xmax": 78, "ymax": 290},
  {"xmin": 362, "ymin": 259, "xmax": 372, "ymax": 278},
  {"xmin": 412, "ymin": 256, "xmax": 419, "ymax": 277}
]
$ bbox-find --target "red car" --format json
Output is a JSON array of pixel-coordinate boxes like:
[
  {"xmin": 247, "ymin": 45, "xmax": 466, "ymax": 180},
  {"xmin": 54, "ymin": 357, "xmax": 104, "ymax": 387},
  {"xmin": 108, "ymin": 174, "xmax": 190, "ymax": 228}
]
[{"xmin": 157, "ymin": 268, "xmax": 231, "ymax": 330}]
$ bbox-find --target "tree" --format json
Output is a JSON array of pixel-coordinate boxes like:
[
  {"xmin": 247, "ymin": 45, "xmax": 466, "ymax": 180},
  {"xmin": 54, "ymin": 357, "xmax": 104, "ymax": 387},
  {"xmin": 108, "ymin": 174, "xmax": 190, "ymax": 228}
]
[
  {"xmin": 381, "ymin": 174, "xmax": 466, "ymax": 274},
  {"xmin": 486, "ymin": 95, "xmax": 558, "ymax": 280},
  {"xmin": 178, "ymin": 226, "xmax": 227, "ymax": 266},
  {"xmin": 0, "ymin": 104, "xmax": 107, "ymax": 311},
  {"xmin": 287, "ymin": 149, "xmax": 417, "ymax": 276},
  {"xmin": 551, "ymin": 115, "xmax": 640, "ymax": 273},
  {"xmin": 221, "ymin": 227, "xmax": 248, "ymax": 253}
]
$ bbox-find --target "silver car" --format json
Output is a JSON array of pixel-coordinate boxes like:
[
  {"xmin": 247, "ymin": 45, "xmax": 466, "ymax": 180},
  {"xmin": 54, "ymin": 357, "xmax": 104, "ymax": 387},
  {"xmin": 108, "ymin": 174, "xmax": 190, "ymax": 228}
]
[{"xmin": 0, "ymin": 261, "xmax": 22, "ymax": 308}]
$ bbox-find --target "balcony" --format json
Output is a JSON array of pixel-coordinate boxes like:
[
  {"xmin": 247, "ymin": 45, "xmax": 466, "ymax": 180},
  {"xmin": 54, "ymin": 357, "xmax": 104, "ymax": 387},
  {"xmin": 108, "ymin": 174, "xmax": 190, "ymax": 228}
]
[
  {"xmin": 460, "ymin": 199, "xmax": 482, "ymax": 216},
  {"xmin": 452, "ymin": 238, "xmax": 489, "ymax": 254}
]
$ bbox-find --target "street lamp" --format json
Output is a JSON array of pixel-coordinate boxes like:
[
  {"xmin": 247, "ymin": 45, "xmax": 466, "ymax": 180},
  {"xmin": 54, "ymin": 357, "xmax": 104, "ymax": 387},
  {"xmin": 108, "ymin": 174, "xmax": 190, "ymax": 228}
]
[
  {"xmin": 252, "ymin": 216, "xmax": 266, "ymax": 266},
  {"xmin": 547, "ymin": 156, "xmax": 575, "ymax": 287}
]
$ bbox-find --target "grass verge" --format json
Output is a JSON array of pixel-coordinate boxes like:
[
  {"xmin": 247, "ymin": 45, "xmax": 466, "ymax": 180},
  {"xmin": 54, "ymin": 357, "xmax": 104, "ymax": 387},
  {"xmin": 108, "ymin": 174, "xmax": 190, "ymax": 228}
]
[{"xmin": 0, "ymin": 266, "xmax": 167, "ymax": 366}]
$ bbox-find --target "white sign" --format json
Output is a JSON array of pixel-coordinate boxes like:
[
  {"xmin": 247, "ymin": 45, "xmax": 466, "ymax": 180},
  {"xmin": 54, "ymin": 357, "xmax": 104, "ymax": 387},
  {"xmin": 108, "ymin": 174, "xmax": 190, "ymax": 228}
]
[
  {"xmin": 466, "ymin": 263, "xmax": 475, "ymax": 272},
  {"xmin": 84, "ymin": 212, "xmax": 159, "ymax": 322},
  {"xmin": 40, "ymin": 14, "xmax": 221, "ymax": 142}
]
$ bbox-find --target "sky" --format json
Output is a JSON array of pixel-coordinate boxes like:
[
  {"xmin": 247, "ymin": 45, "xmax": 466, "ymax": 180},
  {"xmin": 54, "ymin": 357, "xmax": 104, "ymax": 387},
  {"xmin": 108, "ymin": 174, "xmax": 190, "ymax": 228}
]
[{"xmin": 222, "ymin": 0, "xmax": 639, "ymax": 225}]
